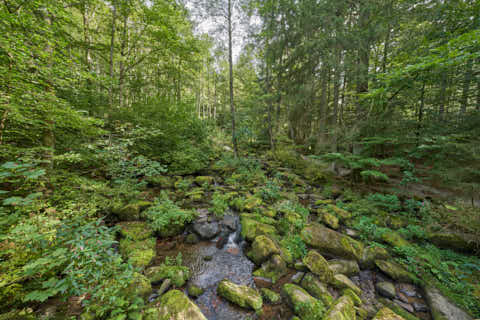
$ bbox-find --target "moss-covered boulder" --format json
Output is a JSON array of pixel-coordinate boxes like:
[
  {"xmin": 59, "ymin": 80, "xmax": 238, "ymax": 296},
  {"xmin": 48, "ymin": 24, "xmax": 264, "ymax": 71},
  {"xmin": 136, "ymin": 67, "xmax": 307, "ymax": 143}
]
[
  {"xmin": 253, "ymin": 254, "xmax": 288, "ymax": 283},
  {"xmin": 260, "ymin": 288, "xmax": 281, "ymax": 304},
  {"xmin": 185, "ymin": 188, "xmax": 205, "ymax": 202},
  {"xmin": 300, "ymin": 223, "xmax": 364, "ymax": 261},
  {"xmin": 124, "ymin": 273, "xmax": 152, "ymax": 299},
  {"xmin": 325, "ymin": 205, "xmax": 352, "ymax": 221},
  {"xmin": 342, "ymin": 288, "xmax": 362, "ymax": 307},
  {"xmin": 144, "ymin": 290, "xmax": 207, "ymax": 320},
  {"xmin": 145, "ymin": 265, "xmax": 190, "ymax": 287},
  {"xmin": 332, "ymin": 274, "xmax": 362, "ymax": 295},
  {"xmin": 117, "ymin": 221, "xmax": 153, "ymax": 241},
  {"xmin": 360, "ymin": 246, "xmax": 390, "ymax": 269},
  {"xmin": 381, "ymin": 231, "xmax": 410, "ymax": 248},
  {"xmin": 244, "ymin": 196, "xmax": 263, "ymax": 211},
  {"xmin": 119, "ymin": 237, "xmax": 156, "ymax": 268},
  {"xmin": 187, "ymin": 284, "xmax": 205, "ymax": 298},
  {"xmin": 113, "ymin": 201, "xmax": 151, "ymax": 221},
  {"xmin": 375, "ymin": 260, "xmax": 416, "ymax": 283},
  {"xmin": 373, "ymin": 307, "xmax": 406, "ymax": 320},
  {"xmin": 328, "ymin": 259, "xmax": 360, "ymax": 276},
  {"xmin": 241, "ymin": 214, "xmax": 277, "ymax": 241},
  {"xmin": 424, "ymin": 286, "xmax": 473, "ymax": 320},
  {"xmin": 302, "ymin": 250, "xmax": 334, "ymax": 283},
  {"xmin": 248, "ymin": 235, "xmax": 280, "ymax": 265},
  {"xmin": 322, "ymin": 212, "xmax": 339, "ymax": 230},
  {"xmin": 377, "ymin": 298, "xmax": 421, "ymax": 320},
  {"xmin": 283, "ymin": 283, "xmax": 326, "ymax": 320},
  {"xmin": 428, "ymin": 232, "xmax": 477, "ymax": 254},
  {"xmin": 147, "ymin": 175, "xmax": 174, "ymax": 189},
  {"xmin": 194, "ymin": 176, "xmax": 214, "ymax": 186},
  {"xmin": 217, "ymin": 280, "xmax": 263, "ymax": 311},
  {"xmin": 300, "ymin": 273, "xmax": 334, "ymax": 307},
  {"xmin": 324, "ymin": 295, "xmax": 356, "ymax": 320}
]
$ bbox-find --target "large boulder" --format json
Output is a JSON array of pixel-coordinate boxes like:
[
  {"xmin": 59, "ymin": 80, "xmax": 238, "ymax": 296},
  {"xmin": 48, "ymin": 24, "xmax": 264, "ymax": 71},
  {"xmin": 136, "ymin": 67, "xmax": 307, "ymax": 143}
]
[
  {"xmin": 324, "ymin": 295, "xmax": 356, "ymax": 320},
  {"xmin": 302, "ymin": 250, "xmax": 334, "ymax": 283},
  {"xmin": 217, "ymin": 280, "xmax": 263, "ymax": 311},
  {"xmin": 241, "ymin": 214, "xmax": 277, "ymax": 241},
  {"xmin": 381, "ymin": 231, "xmax": 410, "ymax": 248},
  {"xmin": 360, "ymin": 246, "xmax": 390, "ymax": 268},
  {"xmin": 193, "ymin": 220, "xmax": 220, "ymax": 239},
  {"xmin": 373, "ymin": 307, "xmax": 406, "ymax": 320},
  {"xmin": 253, "ymin": 254, "xmax": 288, "ymax": 283},
  {"xmin": 300, "ymin": 273, "xmax": 334, "ymax": 307},
  {"xmin": 117, "ymin": 221, "xmax": 153, "ymax": 241},
  {"xmin": 119, "ymin": 237, "xmax": 155, "ymax": 269},
  {"xmin": 375, "ymin": 260, "xmax": 416, "ymax": 283},
  {"xmin": 144, "ymin": 290, "xmax": 207, "ymax": 320},
  {"xmin": 145, "ymin": 265, "xmax": 190, "ymax": 287},
  {"xmin": 376, "ymin": 281, "xmax": 396, "ymax": 299},
  {"xmin": 328, "ymin": 259, "xmax": 360, "ymax": 276},
  {"xmin": 428, "ymin": 232, "xmax": 478, "ymax": 254},
  {"xmin": 300, "ymin": 223, "xmax": 364, "ymax": 261},
  {"xmin": 424, "ymin": 286, "xmax": 473, "ymax": 320},
  {"xmin": 283, "ymin": 283, "xmax": 326, "ymax": 320},
  {"xmin": 332, "ymin": 274, "xmax": 362, "ymax": 295},
  {"xmin": 248, "ymin": 235, "xmax": 280, "ymax": 265}
]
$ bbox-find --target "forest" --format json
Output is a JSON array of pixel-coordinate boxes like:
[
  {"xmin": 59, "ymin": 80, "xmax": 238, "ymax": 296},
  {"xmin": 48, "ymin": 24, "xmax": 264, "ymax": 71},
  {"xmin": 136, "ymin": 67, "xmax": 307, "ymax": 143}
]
[{"xmin": 0, "ymin": 0, "xmax": 479, "ymax": 319}]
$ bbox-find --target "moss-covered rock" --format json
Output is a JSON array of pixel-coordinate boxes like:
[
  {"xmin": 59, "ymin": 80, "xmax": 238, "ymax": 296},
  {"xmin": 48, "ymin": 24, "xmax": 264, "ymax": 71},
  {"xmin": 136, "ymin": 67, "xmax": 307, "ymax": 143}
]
[
  {"xmin": 113, "ymin": 201, "xmax": 151, "ymax": 221},
  {"xmin": 326, "ymin": 205, "xmax": 352, "ymax": 221},
  {"xmin": 375, "ymin": 260, "xmax": 416, "ymax": 283},
  {"xmin": 253, "ymin": 254, "xmax": 288, "ymax": 283},
  {"xmin": 217, "ymin": 280, "xmax": 263, "ymax": 311},
  {"xmin": 302, "ymin": 250, "xmax": 334, "ymax": 284},
  {"xmin": 124, "ymin": 272, "xmax": 152, "ymax": 299},
  {"xmin": 145, "ymin": 290, "xmax": 207, "ymax": 320},
  {"xmin": 194, "ymin": 176, "xmax": 214, "ymax": 186},
  {"xmin": 117, "ymin": 221, "xmax": 153, "ymax": 241},
  {"xmin": 373, "ymin": 307, "xmax": 406, "ymax": 320},
  {"xmin": 328, "ymin": 259, "xmax": 360, "ymax": 276},
  {"xmin": 147, "ymin": 175, "xmax": 174, "ymax": 189},
  {"xmin": 424, "ymin": 286, "xmax": 473, "ymax": 320},
  {"xmin": 360, "ymin": 246, "xmax": 390, "ymax": 269},
  {"xmin": 342, "ymin": 288, "xmax": 362, "ymax": 307},
  {"xmin": 187, "ymin": 284, "xmax": 204, "ymax": 298},
  {"xmin": 119, "ymin": 238, "xmax": 156, "ymax": 268},
  {"xmin": 322, "ymin": 212, "xmax": 339, "ymax": 230},
  {"xmin": 144, "ymin": 265, "xmax": 190, "ymax": 287},
  {"xmin": 244, "ymin": 196, "xmax": 263, "ymax": 211},
  {"xmin": 324, "ymin": 295, "xmax": 356, "ymax": 320},
  {"xmin": 388, "ymin": 216, "xmax": 408, "ymax": 230},
  {"xmin": 332, "ymin": 274, "xmax": 361, "ymax": 295},
  {"xmin": 260, "ymin": 288, "xmax": 281, "ymax": 304},
  {"xmin": 427, "ymin": 232, "xmax": 477, "ymax": 254},
  {"xmin": 283, "ymin": 283, "xmax": 326, "ymax": 320},
  {"xmin": 300, "ymin": 273, "xmax": 334, "ymax": 307},
  {"xmin": 185, "ymin": 188, "xmax": 205, "ymax": 202},
  {"xmin": 300, "ymin": 223, "xmax": 364, "ymax": 261},
  {"xmin": 377, "ymin": 298, "xmax": 421, "ymax": 320},
  {"xmin": 381, "ymin": 231, "xmax": 410, "ymax": 248},
  {"xmin": 248, "ymin": 235, "xmax": 280, "ymax": 265},
  {"xmin": 241, "ymin": 214, "xmax": 277, "ymax": 241}
]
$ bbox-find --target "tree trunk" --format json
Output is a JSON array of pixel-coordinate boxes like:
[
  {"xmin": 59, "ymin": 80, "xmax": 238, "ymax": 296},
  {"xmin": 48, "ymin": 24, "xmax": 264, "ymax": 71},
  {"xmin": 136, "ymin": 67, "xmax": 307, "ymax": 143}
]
[
  {"xmin": 439, "ymin": 69, "xmax": 448, "ymax": 120},
  {"xmin": 477, "ymin": 58, "xmax": 480, "ymax": 111},
  {"xmin": 228, "ymin": 0, "xmax": 238, "ymax": 157},
  {"xmin": 356, "ymin": 4, "xmax": 370, "ymax": 120},
  {"xmin": 119, "ymin": 13, "xmax": 127, "ymax": 108},
  {"xmin": 332, "ymin": 50, "xmax": 342, "ymax": 152},
  {"xmin": 460, "ymin": 58, "xmax": 473, "ymax": 114},
  {"xmin": 416, "ymin": 80, "xmax": 426, "ymax": 145},
  {"xmin": 109, "ymin": 1, "xmax": 117, "ymax": 109}
]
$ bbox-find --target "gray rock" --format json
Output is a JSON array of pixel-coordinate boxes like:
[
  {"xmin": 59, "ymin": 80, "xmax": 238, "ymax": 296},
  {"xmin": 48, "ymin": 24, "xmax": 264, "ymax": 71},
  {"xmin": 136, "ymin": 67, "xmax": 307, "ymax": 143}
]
[
  {"xmin": 291, "ymin": 272, "xmax": 305, "ymax": 284},
  {"xmin": 413, "ymin": 301, "xmax": 429, "ymax": 313},
  {"xmin": 394, "ymin": 299, "xmax": 414, "ymax": 313},
  {"xmin": 328, "ymin": 259, "xmax": 360, "ymax": 276},
  {"xmin": 193, "ymin": 221, "xmax": 219, "ymax": 239},
  {"xmin": 424, "ymin": 286, "xmax": 473, "ymax": 320},
  {"xmin": 157, "ymin": 278, "xmax": 171, "ymax": 296},
  {"xmin": 376, "ymin": 281, "xmax": 396, "ymax": 299},
  {"xmin": 222, "ymin": 214, "xmax": 237, "ymax": 230}
]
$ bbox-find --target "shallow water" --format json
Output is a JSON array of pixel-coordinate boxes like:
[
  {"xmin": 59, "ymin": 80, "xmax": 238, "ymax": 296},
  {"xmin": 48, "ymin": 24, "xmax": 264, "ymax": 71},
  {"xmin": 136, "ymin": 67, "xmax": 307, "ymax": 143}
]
[{"xmin": 154, "ymin": 219, "xmax": 258, "ymax": 320}]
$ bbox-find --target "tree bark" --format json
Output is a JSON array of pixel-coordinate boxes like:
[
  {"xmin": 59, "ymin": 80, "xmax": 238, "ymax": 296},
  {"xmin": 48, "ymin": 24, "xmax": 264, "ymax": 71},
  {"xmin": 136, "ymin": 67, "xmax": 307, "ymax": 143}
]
[
  {"xmin": 228, "ymin": 0, "xmax": 238, "ymax": 157},
  {"xmin": 460, "ymin": 59, "xmax": 473, "ymax": 114},
  {"xmin": 109, "ymin": 1, "xmax": 117, "ymax": 109},
  {"xmin": 332, "ymin": 49, "xmax": 342, "ymax": 152}
]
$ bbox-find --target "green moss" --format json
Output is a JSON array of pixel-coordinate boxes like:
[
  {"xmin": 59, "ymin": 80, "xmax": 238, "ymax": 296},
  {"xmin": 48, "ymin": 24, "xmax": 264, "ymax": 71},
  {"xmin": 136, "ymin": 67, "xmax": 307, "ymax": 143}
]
[
  {"xmin": 217, "ymin": 280, "xmax": 263, "ymax": 311},
  {"xmin": 188, "ymin": 284, "xmax": 204, "ymax": 298},
  {"xmin": 381, "ymin": 231, "xmax": 410, "ymax": 248},
  {"xmin": 300, "ymin": 273, "xmax": 334, "ymax": 307},
  {"xmin": 248, "ymin": 235, "xmax": 280, "ymax": 265},
  {"xmin": 124, "ymin": 272, "xmax": 152, "ymax": 299},
  {"xmin": 322, "ymin": 212, "xmax": 339, "ymax": 229},
  {"xmin": 324, "ymin": 295, "xmax": 356, "ymax": 320},
  {"xmin": 283, "ymin": 283, "xmax": 326, "ymax": 320},
  {"xmin": 375, "ymin": 260, "xmax": 416, "ymax": 283},
  {"xmin": 377, "ymin": 299, "xmax": 419, "ymax": 320},
  {"xmin": 244, "ymin": 196, "xmax": 263, "ymax": 211},
  {"xmin": 144, "ymin": 265, "xmax": 190, "ymax": 287},
  {"xmin": 302, "ymin": 251, "xmax": 334, "ymax": 283},
  {"xmin": 260, "ymin": 288, "xmax": 281, "ymax": 304},
  {"xmin": 119, "ymin": 238, "xmax": 156, "ymax": 268},
  {"xmin": 240, "ymin": 215, "xmax": 277, "ymax": 241},
  {"xmin": 342, "ymin": 289, "xmax": 362, "ymax": 307},
  {"xmin": 194, "ymin": 176, "xmax": 214, "ymax": 186},
  {"xmin": 253, "ymin": 254, "xmax": 288, "ymax": 283},
  {"xmin": 117, "ymin": 221, "xmax": 153, "ymax": 241},
  {"xmin": 147, "ymin": 175, "xmax": 174, "ymax": 188},
  {"xmin": 332, "ymin": 274, "xmax": 362, "ymax": 295},
  {"xmin": 149, "ymin": 290, "xmax": 207, "ymax": 320}
]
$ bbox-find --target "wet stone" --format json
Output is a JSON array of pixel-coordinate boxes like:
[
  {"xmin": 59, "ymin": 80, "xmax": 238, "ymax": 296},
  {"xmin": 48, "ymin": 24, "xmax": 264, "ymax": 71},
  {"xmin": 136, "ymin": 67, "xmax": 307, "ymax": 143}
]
[
  {"xmin": 413, "ymin": 302, "xmax": 429, "ymax": 313},
  {"xmin": 193, "ymin": 220, "xmax": 220, "ymax": 239},
  {"xmin": 222, "ymin": 214, "xmax": 237, "ymax": 231},
  {"xmin": 398, "ymin": 283, "xmax": 418, "ymax": 298},
  {"xmin": 394, "ymin": 299, "xmax": 415, "ymax": 313},
  {"xmin": 376, "ymin": 281, "xmax": 396, "ymax": 299}
]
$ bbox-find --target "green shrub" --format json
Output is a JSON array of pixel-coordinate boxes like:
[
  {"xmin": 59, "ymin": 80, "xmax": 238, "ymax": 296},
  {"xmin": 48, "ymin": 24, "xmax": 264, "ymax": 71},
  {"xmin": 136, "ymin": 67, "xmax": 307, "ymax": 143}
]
[
  {"xmin": 144, "ymin": 192, "xmax": 196, "ymax": 237},
  {"xmin": 366, "ymin": 193, "xmax": 402, "ymax": 212},
  {"xmin": 210, "ymin": 192, "xmax": 229, "ymax": 217},
  {"xmin": 281, "ymin": 235, "xmax": 307, "ymax": 260}
]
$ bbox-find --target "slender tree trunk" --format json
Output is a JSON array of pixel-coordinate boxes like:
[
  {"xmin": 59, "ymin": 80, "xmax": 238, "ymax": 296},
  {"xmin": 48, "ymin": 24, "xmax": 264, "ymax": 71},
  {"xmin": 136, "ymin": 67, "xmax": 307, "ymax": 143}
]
[
  {"xmin": 439, "ymin": 69, "xmax": 448, "ymax": 120},
  {"xmin": 43, "ymin": 12, "xmax": 55, "ymax": 170},
  {"xmin": 460, "ymin": 59, "xmax": 473, "ymax": 114},
  {"xmin": 332, "ymin": 50, "xmax": 342, "ymax": 152},
  {"xmin": 477, "ymin": 58, "xmax": 480, "ymax": 111},
  {"xmin": 109, "ymin": 1, "xmax": 117, "ymax": 109},
  {"xmin": 383, "ymin": 26, "xmax": 390, "ymax": 74},
  {"xmin": 340, "ymin": 72, "xmax": 347, "ymax": 126},
  {"xmin": 119, "ymin": 13, "xmax": 127, "ymax": 108},
  {"xmin": 416, "ymin": 80, "xmax": 426, "ymax": 145},
  {"xmin": 356, "ymin": 5, "xmax": 370, "ymax": 120},
  {"xmin": 228, "ymin": 0, "xmax": 238, "ymax": 157}
]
